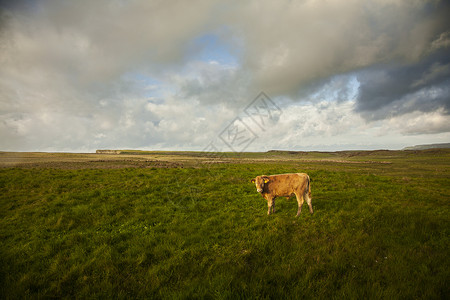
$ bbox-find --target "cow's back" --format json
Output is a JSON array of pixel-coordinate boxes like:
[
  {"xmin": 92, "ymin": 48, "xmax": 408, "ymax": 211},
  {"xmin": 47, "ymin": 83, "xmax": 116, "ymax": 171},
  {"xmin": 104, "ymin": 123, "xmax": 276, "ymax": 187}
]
[{"xmin": 266, "ymin": 173, "xmax": 308, "ymax": 196}]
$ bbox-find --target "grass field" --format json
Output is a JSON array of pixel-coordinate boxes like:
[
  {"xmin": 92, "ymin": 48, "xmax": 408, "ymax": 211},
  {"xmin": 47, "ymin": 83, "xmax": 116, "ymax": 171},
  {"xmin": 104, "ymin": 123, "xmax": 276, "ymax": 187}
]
[{"xmin": 1, "ymin": 150, "xmax": 449, "ymax": 299}]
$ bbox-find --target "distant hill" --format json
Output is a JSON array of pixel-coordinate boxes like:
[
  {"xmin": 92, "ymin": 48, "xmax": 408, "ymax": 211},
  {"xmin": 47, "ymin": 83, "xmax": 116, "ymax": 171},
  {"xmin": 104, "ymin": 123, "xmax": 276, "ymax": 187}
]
[{"xmin": 403, "ymin": 143, "xmax": 450, "ymax": 150}]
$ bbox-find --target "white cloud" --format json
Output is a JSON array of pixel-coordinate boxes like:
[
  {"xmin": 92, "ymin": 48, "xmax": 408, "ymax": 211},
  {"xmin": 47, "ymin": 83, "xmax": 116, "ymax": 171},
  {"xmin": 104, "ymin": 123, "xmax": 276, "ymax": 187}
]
[
  {"xmin": 385, "ymin": 108, "xmax": 450, "ymax": 135},
  {"xmin": 237, "ymin": 99, "xmax": 450, "ymax": 151},
  {"xmin": 244, "ymin": 100, "xmax": 369, "ymax": 151}
]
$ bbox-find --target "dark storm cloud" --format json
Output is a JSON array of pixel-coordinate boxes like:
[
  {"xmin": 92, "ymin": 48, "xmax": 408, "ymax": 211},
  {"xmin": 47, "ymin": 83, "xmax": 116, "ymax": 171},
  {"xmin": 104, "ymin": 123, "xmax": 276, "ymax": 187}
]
[
  {"xmin": 356, "ymin": 49, "xmax": 450, "ymax": 120},
  {"xmin": 234, "ymin": 0, "xmax": 450, "ymax": 98}
]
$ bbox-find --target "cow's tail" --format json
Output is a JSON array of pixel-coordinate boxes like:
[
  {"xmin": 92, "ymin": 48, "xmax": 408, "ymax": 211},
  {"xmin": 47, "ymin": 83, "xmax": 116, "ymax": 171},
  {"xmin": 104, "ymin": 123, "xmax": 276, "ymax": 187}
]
[
  {"xmin": 305, "ymin": 175, "xmax": 311, "ymax": 199},
  {"xmin": 304, "ymin": 175, "xmax": 313, "ymax": 213}
]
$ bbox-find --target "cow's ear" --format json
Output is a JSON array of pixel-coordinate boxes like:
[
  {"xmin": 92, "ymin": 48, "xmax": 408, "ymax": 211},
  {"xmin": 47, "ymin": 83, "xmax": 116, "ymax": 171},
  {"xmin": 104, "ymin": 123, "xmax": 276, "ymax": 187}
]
[
  {"xmin": 263, "ymin": 177, "xmax": 270, "ymax": 183},
  {"xmin": 251, "ymin": 178, "xmax": 255, "ymax": 183}
]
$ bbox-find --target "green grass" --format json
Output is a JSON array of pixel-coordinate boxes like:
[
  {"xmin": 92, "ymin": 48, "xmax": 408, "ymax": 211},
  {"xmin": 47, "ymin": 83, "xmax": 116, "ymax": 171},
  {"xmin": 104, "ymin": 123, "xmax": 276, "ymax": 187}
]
[{"xmin": 0, "ymin": 151, "xmax": 449, "ymax": 298}]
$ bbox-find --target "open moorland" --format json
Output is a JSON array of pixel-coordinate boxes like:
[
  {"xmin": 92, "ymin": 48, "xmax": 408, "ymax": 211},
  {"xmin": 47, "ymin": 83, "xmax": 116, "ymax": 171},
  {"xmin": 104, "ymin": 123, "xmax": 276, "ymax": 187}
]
[{"xmin": 1, "ymin": 149, "xmax": 449, "ymax": 298}]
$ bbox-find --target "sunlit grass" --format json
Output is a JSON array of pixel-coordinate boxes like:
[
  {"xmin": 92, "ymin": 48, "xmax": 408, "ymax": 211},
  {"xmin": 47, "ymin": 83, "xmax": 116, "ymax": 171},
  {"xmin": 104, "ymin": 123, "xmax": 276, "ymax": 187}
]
[{"xmin": 1, "ymin": 151, "xmax": 449, "ymax": 298}]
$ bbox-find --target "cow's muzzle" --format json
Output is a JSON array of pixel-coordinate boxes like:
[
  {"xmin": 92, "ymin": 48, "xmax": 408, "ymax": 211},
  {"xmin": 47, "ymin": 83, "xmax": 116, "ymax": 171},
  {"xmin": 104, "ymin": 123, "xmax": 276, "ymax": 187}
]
[{"xmin": 257, "ymin": 188, "xmax": 263, "ymax": 193}]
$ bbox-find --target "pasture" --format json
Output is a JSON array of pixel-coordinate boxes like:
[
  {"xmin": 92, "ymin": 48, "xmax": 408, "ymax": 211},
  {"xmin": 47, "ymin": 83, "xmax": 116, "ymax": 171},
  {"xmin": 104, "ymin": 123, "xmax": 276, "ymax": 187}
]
[{"xmin": 0, "ymin": 150, "xmax": 449, "ymax": 298}]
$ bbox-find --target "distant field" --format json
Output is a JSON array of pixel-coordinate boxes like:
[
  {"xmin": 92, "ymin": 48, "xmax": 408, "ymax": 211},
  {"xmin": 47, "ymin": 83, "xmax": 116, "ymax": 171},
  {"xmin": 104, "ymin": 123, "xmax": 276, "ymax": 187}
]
[{"xmin": 1, "ymin": 150, "xmax": 449, "ymax": 298}]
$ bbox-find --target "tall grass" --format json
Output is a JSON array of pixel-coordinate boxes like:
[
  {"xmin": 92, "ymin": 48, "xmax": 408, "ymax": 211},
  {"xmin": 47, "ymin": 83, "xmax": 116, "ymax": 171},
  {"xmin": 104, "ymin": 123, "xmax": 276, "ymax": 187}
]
[{"xmin": 0, "ymin": 153, "xmax": 449, "ymax": 298}]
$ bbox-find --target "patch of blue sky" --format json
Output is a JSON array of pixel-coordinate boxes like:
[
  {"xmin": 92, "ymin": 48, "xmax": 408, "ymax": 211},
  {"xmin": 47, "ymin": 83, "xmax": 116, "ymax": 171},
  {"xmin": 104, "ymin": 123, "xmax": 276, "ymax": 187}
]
[
  {"xmin": 187, "ymin": 32, "xmax": 240, "ymax": 67},
  {"xmin": 343, "ymin": 75, "xmax": 360, "ymax": 101},
  {"xmin": 309, "ymin": 73, "xmax": 360, "ymax": 103},
  {"xmin": 121, "ymin": 72, "xmax": 172, "ymax": 103},
  {"xmin": 122, "ymin": 30, "xmax": 241, "ymax": 102}
]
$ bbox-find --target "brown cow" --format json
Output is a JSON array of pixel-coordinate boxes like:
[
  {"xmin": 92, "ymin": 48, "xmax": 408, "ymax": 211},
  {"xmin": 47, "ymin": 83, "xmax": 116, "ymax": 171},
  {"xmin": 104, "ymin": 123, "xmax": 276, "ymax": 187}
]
[{"xmin": 251, "ymin": 173, "xmax": 312, "ymax": 216}]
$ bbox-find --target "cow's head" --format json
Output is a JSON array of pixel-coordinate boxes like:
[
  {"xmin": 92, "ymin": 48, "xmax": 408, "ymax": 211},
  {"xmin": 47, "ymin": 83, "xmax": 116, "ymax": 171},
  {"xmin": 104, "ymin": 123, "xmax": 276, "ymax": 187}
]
[{"xmin": 251, "ymin": 175, "xmax": 269, "ymax": 193}]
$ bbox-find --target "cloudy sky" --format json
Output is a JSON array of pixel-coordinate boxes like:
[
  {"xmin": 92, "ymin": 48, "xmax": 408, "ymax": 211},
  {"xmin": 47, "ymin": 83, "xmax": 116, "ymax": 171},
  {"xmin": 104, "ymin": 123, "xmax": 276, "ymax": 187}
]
[{"xmin": 1, "ymin": 0, "xmax": 449, "ymax": 152}]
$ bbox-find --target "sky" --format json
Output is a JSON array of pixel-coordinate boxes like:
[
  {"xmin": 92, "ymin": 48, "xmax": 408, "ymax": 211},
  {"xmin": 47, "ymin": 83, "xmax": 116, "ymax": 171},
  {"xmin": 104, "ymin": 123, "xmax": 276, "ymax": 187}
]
[{"xmin": 1, "ymin": 0, "xmax": 449, "ymax": 152}]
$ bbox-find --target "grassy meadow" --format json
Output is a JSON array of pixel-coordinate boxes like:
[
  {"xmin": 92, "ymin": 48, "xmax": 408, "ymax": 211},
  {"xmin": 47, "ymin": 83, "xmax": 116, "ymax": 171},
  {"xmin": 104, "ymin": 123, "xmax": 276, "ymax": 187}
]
[{"xmin": 0, "ymin": 150, "xmax": 449, "ymax": 299}]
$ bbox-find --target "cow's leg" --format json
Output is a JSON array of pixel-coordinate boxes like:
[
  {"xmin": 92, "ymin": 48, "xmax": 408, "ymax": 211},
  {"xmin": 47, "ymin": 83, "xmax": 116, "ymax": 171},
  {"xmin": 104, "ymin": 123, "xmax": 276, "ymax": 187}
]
[
  {"xmin": 267, "ymin": 197, "xmax": 275, "ymax": 215},
  {"xmin": 305, "ymin": 191, "xmax": 313, "ymax": 214},
  {"xmin": 295, "ymin": 192, "xmax": 304, "ymax": 217}
]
